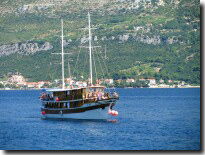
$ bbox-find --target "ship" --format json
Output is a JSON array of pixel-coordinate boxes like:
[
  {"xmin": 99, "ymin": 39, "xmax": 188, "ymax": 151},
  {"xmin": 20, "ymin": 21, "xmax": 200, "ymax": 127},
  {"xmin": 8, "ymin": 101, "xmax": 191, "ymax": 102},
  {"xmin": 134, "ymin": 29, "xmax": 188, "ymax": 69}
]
[{"xmin": 39, "ymin": 12, "xmax": 119, "ymax": 120}]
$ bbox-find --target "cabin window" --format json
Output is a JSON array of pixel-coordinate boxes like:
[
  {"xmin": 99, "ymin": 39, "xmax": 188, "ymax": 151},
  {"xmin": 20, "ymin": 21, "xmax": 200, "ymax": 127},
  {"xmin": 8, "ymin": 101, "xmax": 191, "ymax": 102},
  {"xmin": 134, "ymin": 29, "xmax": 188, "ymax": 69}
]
[
  {"xmin": 69, "ymin": 101, "xmax": 83, "ymax": 108},
  {"xmin": 44, "ymin": 102, "xmax": 77, "ymax": 109},
  {"xmin": 53, "ymin": 91, "xmax": 72, "ymax": 101},
  {"xmin": 69, "ymin": 89, "xmax": 83, "ymax": 100}
]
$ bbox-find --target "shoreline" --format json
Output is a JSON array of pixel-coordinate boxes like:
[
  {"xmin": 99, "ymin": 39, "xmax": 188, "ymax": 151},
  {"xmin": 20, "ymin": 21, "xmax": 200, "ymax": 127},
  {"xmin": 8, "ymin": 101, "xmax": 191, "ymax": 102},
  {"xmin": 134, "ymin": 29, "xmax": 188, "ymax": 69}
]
[{"xmin": 0, "ymin": 86, "xmax": 200, "ymax": 90}]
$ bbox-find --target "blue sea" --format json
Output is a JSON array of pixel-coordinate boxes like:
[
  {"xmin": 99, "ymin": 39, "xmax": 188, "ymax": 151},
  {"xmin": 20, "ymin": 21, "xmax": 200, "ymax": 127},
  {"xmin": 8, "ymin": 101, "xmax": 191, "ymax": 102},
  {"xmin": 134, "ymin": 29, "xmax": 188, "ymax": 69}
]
[{"xmin": 0, "ymin": 88, "xmax": 200, "ymax": 150}]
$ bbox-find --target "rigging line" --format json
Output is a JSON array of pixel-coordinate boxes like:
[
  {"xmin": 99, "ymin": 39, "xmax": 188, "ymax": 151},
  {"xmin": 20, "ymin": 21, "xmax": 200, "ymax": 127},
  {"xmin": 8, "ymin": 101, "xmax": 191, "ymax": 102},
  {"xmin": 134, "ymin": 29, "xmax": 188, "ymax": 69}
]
[
  {"xmin": 99, "ymin": 50, "xmax": 109, "ymax": 76},
  {"xmin": 72, "ymin": 46, "xmax": 82, "ymax": 77},
  {"xmin": 99, "ymin": 49, "xmax": 116, "ymax": 92},
  {"xmin": 98, "ymin": 45, "xmax": 109, "ymax": 75},
  {"xmin": 97, "ymin": 49, "xmax": 111, "ymax": 93},
  {"xmin": 73, "ymin": 29, "xmax": 87, "ymax": 79},
  {"xmin": 67, "ymin": 59, "xmax": 71, "ymax": 79},
  {"xmin": 92, "ymin": 49, "xmax": 98, "ymax": 82},
  {"xmin": 94, "ymin": 47, "xmax": 111, "ymax": 93},
  {"xmin": 98, "ymin": 46, "xmax": 122, "ymax": 90},
  {"xmin": 94, "ymin": 47, "xmax": 105, "ymax": 79},
  {"xmin": 82, "ymin": 47, "xmax": 88, "ymax": 81},
  {"xmin": 98, "ymin": 49, "xmax": 110, "ymax": 79}
]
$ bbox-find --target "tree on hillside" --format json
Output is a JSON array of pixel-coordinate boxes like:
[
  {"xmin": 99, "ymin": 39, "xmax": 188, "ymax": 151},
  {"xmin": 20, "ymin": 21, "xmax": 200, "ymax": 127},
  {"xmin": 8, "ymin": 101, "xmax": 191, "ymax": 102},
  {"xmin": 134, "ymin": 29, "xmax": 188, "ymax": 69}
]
[{"xmin": 0, "ymin": 83, "xmax": 4, "ymax": 88}]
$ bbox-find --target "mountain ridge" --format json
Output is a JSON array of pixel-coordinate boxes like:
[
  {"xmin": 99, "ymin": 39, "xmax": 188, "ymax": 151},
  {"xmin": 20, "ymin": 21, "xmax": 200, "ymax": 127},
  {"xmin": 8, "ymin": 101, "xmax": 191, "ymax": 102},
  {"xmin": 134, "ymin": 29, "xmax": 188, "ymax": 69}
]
[{"xmin": 0, "ymin": 0, "xmax": 200, "ymax": 85}]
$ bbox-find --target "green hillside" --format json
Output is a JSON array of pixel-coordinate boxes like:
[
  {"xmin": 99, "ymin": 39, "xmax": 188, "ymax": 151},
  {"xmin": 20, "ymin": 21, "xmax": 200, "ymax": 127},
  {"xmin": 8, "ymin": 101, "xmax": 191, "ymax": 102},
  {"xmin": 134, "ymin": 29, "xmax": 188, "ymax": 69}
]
[{"xmin": 0, "ymin": 0, "xmax": 200, "ymax": 84}]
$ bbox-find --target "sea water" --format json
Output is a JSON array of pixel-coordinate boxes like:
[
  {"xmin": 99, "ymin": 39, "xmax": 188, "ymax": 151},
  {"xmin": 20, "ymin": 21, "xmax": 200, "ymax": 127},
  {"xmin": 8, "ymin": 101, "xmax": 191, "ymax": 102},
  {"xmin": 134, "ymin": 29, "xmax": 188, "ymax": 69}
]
[{"xmin": 0, "ymin": 88, "xmax": 200, "ymax": 150}]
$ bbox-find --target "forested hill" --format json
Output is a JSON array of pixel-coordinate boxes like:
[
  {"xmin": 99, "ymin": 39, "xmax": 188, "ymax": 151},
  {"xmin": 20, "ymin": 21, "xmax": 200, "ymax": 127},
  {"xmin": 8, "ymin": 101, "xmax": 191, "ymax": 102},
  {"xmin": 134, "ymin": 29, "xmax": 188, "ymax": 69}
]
[{"xmin": 0, "ymin": 0, "xmax": 200, "ymax": 84}]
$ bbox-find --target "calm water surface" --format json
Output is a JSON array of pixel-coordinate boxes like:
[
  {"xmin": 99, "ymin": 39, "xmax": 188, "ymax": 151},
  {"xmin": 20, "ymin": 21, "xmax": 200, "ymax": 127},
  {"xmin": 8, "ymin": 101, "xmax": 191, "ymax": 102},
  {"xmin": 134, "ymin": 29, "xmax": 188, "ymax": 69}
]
[{"xmin": 0, "ymin": 88, "xmax": 200, "ymax": 150}]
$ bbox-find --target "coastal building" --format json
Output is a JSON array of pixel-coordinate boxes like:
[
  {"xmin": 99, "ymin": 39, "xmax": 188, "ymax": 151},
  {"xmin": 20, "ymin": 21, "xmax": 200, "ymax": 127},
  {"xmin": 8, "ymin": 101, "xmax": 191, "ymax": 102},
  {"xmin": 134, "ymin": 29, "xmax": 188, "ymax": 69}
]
[
  {"xmin": 104, "ymin": 79, "xmax": 114, "ymax": 85},
  {"xmin": 181, "ymin": 81, "xmax": 185, "ymax": 85},
  {"xmin": 139, "ymin": 78, "xmax": 144, "ymax": 81},
  {"xmin": 158, "ymin": 84, "xmax": 169, "ymax": 88},
  {"xmin": 126, "ymin": 79, "xmax": 135, "ymax": 83},
  {"xmin": 26, "ymin": 82, "xmax": 39, "ymax": 88},
  {"xmin": 38, "ymin": 81, "xmax": 45, "ymax": 86},
  {"xmin": 26, "ymin": 81, "xmax": 45, "ymax": 88},
  {"xmin": 147, "ymin": 78, "xmax": 157, "ymax": 88},
  {"xmin": 160, "ymin": 79, "xmax": 164, "ymax": 83},
  {"xmin": 8, "ymin": 75, "xmax": 26, "ymax": 83},
  {"xmin": 43, "ymin": 81, "xmax": 51, "ymax": 85},
  {"xmin": 16, "ymin": 81, "xmax": 27, "ymax": 87},
  {"xmin": 168, "ymin": 80, "xmax": 173, "ymax": 83}
]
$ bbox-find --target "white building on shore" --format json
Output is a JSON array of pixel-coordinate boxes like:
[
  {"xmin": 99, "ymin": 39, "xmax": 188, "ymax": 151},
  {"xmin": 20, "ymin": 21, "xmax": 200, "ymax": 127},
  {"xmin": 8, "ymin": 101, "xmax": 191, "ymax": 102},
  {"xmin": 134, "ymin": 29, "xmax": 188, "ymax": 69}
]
[{"xmin": 8, "ymin": 75, "xmax": 26, "ymax": 84}]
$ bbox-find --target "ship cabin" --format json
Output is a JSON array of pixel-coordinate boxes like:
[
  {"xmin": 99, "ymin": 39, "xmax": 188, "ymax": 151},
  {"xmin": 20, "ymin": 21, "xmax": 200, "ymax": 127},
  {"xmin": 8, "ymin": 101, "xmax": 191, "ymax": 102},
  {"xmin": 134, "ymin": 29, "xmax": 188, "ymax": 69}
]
[
  {"xmin": 41, "ymin": 88, "xmax": 85, "ymax": 109},
  {"xmin": 40, "ymin": 86, "xmax": 116, "ymax": 109}
]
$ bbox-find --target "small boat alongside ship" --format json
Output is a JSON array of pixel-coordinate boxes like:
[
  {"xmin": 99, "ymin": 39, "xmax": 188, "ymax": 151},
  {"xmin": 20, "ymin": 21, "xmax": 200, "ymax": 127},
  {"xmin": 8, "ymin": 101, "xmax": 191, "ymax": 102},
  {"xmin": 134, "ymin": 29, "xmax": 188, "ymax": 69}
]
[{"xmin": 39, "ymin": 13, "xmax": 119, "ymax": 120}]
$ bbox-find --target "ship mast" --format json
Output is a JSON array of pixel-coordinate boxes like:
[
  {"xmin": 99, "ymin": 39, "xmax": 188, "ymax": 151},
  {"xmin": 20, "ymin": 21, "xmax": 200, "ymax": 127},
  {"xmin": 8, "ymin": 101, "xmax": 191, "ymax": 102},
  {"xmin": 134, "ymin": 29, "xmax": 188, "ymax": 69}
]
[
  {"xmin": 61, "ymin": 19, "xmax": 65, "ymax": 89},
  {"xmin": 51, "ymin": 19, "xmax": 71, "ymax": 89},
  {"xmin": 88, "ymin": 12, "xmax": 93, "ymax": 85}
]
